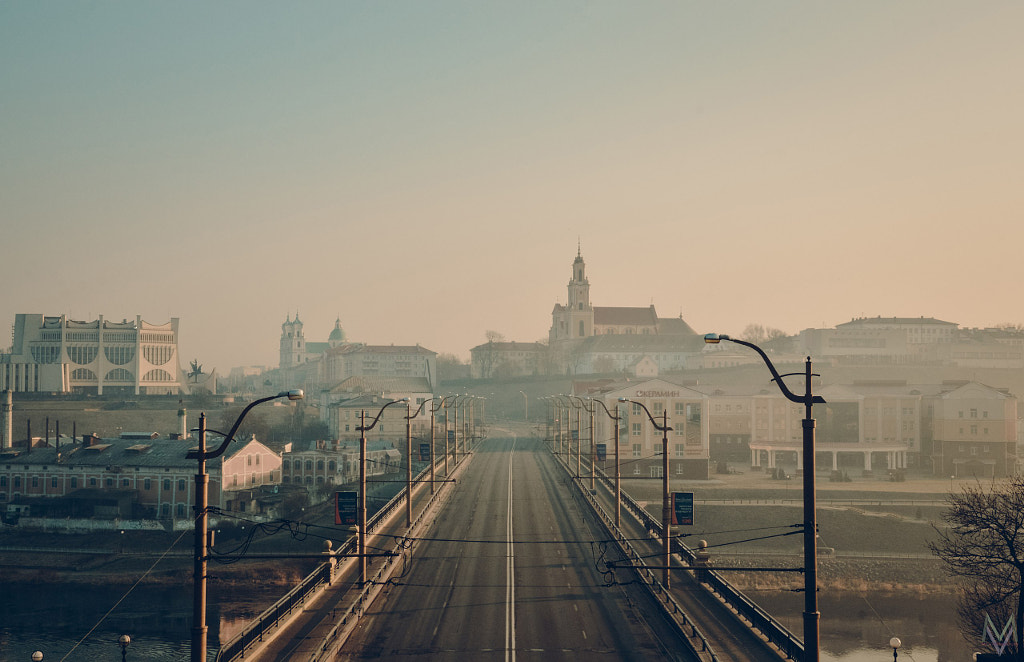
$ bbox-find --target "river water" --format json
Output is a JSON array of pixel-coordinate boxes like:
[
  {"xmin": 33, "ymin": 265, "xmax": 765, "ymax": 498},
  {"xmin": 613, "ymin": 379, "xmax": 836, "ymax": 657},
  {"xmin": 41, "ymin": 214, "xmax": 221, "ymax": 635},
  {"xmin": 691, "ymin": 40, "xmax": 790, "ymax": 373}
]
[{"xmin": 1, "ymin": 581, "xmax": 978, "ymax": 661}]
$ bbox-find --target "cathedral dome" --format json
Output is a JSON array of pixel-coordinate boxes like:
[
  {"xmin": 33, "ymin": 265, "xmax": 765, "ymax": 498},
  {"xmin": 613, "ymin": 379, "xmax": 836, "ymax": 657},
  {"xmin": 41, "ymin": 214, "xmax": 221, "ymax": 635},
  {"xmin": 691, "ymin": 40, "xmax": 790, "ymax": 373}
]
[{"xmin": 328, "ymin": 318, "xmax": 346, "ymax": 344}]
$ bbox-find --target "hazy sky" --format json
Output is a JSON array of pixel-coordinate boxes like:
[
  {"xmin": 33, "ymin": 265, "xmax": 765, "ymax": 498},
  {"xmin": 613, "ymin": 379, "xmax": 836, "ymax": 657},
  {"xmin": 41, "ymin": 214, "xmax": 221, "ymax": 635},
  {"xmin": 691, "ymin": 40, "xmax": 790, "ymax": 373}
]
[{"xmin": 2, "ymin": 2, "xmax": 1022, "ymax": 370}]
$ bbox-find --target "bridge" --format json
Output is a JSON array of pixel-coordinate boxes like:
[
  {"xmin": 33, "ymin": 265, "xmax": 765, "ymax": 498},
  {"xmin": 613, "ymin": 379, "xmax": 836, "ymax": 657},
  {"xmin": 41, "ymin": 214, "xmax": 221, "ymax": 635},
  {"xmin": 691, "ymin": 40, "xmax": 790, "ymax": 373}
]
[{"xmin": 213, "ymin": 426, "xmax": 802, "ymax": 662}]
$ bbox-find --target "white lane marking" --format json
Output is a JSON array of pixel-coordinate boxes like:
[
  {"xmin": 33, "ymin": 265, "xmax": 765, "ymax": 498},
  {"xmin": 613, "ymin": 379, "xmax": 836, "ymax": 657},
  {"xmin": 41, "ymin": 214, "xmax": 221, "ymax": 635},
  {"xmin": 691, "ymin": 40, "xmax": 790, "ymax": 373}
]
[{"xmin": 506, "ymin": 438, "xmax": 517, "ymax": 662}]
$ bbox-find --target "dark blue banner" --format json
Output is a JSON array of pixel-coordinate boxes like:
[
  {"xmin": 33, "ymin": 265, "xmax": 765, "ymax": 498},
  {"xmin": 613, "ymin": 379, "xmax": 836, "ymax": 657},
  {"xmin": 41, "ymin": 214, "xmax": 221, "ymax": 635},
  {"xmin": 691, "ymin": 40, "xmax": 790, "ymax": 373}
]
[
  {"xmin": 672, "ymin": 492, "xmax": 694, "ymax": 526},
  {"xmin": 335, "ymin": 491, "xmax": 358, "ymax": 526}
]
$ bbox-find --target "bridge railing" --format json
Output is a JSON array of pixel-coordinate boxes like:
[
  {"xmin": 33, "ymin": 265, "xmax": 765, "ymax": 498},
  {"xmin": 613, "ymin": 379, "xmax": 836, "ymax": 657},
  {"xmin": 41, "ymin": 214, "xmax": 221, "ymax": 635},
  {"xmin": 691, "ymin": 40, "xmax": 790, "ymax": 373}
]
[
  {"xmin": 214, "ymin": 459, "xmax": 441, "ymax": 662},
  {"xmin": 580, "ymin": 456, "xmax": 803, "ymax": 661}
]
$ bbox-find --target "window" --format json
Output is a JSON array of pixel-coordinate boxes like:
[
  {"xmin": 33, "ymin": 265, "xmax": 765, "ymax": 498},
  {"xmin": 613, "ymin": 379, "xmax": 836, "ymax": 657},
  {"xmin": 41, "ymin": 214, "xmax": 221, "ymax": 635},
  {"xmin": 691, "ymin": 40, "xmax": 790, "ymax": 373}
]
[
  {"xmin": 328, "ymin": 461, "xmax": 336, "ymax": 472},
  {"xmin": 32, "ymin": 476, "xmax": 39, "ymax": 488},
  {"xmin": 176, "ymin": 503, "xmax": 186, "ymax": 517},
  {"xmin": 247, "ymin": 455, "xmax": 252, "ymax": 466},
  {"xmin": 71, "ymin": 477, "xmax": 77, "ymax": 488},
  {"xmin": 51, "ymin": 477, "xmax": 58, "ymax": 488},
  {"xmin": 675, "ymin": 403, "xmax": 686, "ymax": 416},
  {"xmin": 89, "ymin": 478, "xmax": 96, "ymax": 487},
  {"xmin": 317, "ymin": 460, "xmax": 325, "ymax": 470},
  {"xmin": 161, "ymin": 504, "xmax": 170, "ymax": 517},
  {"xmin": 652, "ymin": 402, "xmax": 664, "ymax": 416},
  {"xmin": 305, "ymin": 460, "xmax": 313, "ymax": 471},
  {"xmin": 650, "ymin": 466, "xmax": 663, "ymax": 478},
  {"xmin": 177, "ymin": 479, "xmax": 186, "ymax": 491},
  {"xmin": 144, "ymin": 478, "xmax": 151, "ymax": 490},
  {"xmin": 255, "ymin": 455, "xmax": 260, "ymax": 465},
  {"xmin": 632, "ymin": 423, "xmax": 642, "ymax": 437},
  {"xmin": 632, "ymin": 444, "xmax": 642, "ymax": 458},
  {"xmin": 0, "ymin": 476, "xmax": 5, "ymax": 487},
  {"xmin": 632, "ymin": 403, "xmax": 642, "ymax": 416},
  {"xmin": 105, "ymin": 478, "xmax": 113, "ymax": 487},
  {"xmin": 122, "ymin": 478, "xmax": 130, "ymax": 487},
  {"xmin": 163, "ymin": 479, "xmax": 171, "ymax": 491},
  {"xmin": 970, "ymin": 408, "xmax": 978, "ymax": 418},
  {"xmin": 675, "ymin": 444, "xmax": 685, "ymax": 458}
]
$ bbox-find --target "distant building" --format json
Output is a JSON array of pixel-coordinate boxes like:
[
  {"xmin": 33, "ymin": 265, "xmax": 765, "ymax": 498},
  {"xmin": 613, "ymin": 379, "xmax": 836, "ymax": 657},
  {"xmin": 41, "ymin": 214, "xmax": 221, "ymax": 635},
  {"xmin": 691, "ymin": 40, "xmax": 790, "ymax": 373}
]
[
  {"xmin": 470, "ymin": 341, "xmax": 548, "ymax": 379},
  {"xmin": 0, "ymin": 433, "xmax": 279, "ymax": 521},
  {"xmin": 547, "ymin": 248, "xmax": 699, "ymax": 375},
  {"xmin": 579, "ymin": 377, "xmax": 711, "ymax": 480},
  {"xmin": 273, "ymin": 315, "xmax": 437, "ymax": 395},
  {"xmin": 0, "ymin": 314, "xmax": 186, "ymax": 395}
]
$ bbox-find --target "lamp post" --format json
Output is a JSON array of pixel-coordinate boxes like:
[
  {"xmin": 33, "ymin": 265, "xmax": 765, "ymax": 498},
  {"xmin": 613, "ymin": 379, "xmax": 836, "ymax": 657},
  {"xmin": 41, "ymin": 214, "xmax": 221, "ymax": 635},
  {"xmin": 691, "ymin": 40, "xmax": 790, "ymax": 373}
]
[
  {"xmin": 591, "ymin": 397, "xmax": 622, "ymax": 527},
  {"xmin": 619, "ymin": 397, "xmax": 673, "ymax": 587},
  {"xmin": 357, "ymin": 398, "xmax": 407, "ymax": 585},
  {"xmin": 405, "ymin": 397, "xmax": 439, "ymax": 519},
  {"xmin": 429, "ymin": 398, "xmax": 445, "ymax": 495},
  {"xmin": 705, "ymin": 332, "xmax": 825, "ymax": 662},
  {"xmin": 555, "ymin": 395, "xmax": 573, "ymax": 469},
  {"xmin": 520, "ymin": 390, "xmax": 529, "ymax": 421},
  {"xmin": 119, "ymin": 634, "xmax": 130, "ymax": 662},
  {"xmin": 889, "ymin": 637, "xmax": 901, "ymax": 661},
  {"xmin": 570, "ymin": 395, "xmax": 596, "ymax": 490},
  {"xmin": 187, "ymin": 390, "xmax": 304, "ymax": 662}
]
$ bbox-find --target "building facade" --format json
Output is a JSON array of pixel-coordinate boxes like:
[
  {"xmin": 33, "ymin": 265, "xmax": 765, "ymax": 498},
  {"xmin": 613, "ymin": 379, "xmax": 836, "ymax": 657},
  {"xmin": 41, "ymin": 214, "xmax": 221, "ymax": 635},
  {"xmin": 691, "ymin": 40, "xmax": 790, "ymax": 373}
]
[
  {"xmin": 547, "ymin": 249, "xmax": 698, "ymax": 375},
  {"xmin": 1, "ymin": 314, "xmax": 186, "ymax": 395},
  {"xmin": 0, "ymin": 433, "xmax": 281, "ymax": 522}
]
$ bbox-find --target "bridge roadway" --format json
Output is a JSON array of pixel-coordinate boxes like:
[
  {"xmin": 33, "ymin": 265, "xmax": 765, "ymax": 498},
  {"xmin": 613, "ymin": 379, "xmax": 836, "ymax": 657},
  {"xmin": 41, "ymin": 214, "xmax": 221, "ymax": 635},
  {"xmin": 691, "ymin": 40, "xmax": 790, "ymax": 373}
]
[{"xmin": 335, "ymin": 433, "xmax": 783, "ymax": 662}]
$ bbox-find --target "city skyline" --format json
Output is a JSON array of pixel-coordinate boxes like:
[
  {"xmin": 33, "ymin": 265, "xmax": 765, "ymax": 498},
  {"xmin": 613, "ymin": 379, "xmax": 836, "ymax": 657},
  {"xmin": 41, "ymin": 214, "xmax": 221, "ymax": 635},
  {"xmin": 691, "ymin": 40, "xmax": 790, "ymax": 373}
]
[{"xmin": 3, "ymin": 3, "xmax": 1022, "ymax": 370}]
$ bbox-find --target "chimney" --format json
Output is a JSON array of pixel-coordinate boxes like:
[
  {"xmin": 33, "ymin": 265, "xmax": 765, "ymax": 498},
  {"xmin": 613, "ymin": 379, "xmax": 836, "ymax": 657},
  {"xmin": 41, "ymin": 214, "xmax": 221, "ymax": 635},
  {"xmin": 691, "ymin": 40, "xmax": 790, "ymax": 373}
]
[
  {"xmin": 178, "ymin": 400, "xmax": 187, "ymax": 439},
  {"xmin": 0, "ymin": 390, "xmax": 11, "ymax": 450}
]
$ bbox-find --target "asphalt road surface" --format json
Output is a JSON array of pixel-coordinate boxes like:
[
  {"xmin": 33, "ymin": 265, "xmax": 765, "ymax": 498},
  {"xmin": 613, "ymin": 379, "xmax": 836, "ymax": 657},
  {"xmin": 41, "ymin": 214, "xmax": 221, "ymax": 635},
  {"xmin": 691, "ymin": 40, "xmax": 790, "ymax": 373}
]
[{"xmin": 338, "ymin": 434, "xmax": 703, "ymax": 661}]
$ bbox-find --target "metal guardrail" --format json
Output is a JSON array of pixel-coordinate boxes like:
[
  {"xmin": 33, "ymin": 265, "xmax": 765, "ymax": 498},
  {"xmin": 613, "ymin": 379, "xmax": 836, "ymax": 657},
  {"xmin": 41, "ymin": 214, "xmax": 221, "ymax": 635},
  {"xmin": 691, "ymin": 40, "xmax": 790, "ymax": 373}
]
[
  {"xmin": 306, "ymin": 462, "xmax": 452, "ymax": 662},
  {"xmin": 214, "ymin": 460, "xmax": 442, "ymax": 662},
  {"xmin": 566, "ymin": 459, "xmax": 719, "ymax": 661},
  {"xmin": 588, "ymin": 466, "xmax": 803, "ymax": 661}
]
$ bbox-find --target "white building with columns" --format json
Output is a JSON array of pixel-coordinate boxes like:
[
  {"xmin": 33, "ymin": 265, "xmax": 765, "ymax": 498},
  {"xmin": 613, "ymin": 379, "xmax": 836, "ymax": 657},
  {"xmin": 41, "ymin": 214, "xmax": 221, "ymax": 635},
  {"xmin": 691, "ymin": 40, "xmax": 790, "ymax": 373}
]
[{"xmin": 1, "ymin": 314, "xmax": 186, "ymax": 395}]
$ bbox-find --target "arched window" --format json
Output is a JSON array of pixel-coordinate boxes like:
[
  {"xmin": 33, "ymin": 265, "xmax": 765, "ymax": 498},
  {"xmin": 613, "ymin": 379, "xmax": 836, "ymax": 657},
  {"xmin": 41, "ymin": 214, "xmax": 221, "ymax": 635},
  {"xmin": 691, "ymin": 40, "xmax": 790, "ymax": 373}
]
[
  {"xmin": 328, "ymin": 461, "xmax": 336, "ymax": 472},
  {"xmin": 316, "ymin": 460, "xmax": 325, "ymax": 470},
  {"xmin": 305, "ymin": 460, "xmax": 313, "ymax": 471}
]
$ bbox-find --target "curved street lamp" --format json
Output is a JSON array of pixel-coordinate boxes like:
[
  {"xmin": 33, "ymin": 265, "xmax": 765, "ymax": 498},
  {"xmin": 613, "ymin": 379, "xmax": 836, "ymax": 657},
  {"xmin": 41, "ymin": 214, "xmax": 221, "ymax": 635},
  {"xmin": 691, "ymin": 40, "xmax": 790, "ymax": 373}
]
[
  {"xmin": 705, "ymin": 332, "xmax": 825, "ymax": 662},
  {"xmin": 356, "ymin": 398, "xmax": 408, "ymax": 585},
  {"xmin": 405, "ymin": 397, "xmax": 441, "ymax": 522},
  {"xmin": 188, "ymin": 389, "xmax": 303, "ymax": 662},
  {"xmin": 590, "ymin": 397, "xmax": 622, "ymax": 527},
  {"xmin": 569, "ymin": 395, "xmax": 596, "ymax": 490},
  {"xmin": 553, "ymin": 395, "xmax": 574, "ymax": 466},
  {"xmin": 618, "ymin": 397, "xmax": 673, "ymax": 588}
]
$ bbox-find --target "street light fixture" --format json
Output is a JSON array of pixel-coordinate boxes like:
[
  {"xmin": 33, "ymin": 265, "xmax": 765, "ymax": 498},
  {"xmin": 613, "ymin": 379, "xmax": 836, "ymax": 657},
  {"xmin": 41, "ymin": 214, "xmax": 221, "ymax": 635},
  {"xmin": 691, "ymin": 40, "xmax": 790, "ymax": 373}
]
[
  {"xmin": 705, "ymin": 332, "xmax": 824, "ymax": 662},
  {"xmin": 188, "ymin": 389, "xmax": 303, "ymax": 662},
  {"xmin": 590, "ymin": 397, "xmax": 622, "ymax": 527},
  {"xmin": 569, "ymin": 395, "xmax": 596, "ymax": 491},
  {"xmin": 889, "ymin": 637, "xmax": 901, "ymax": 661},
  {"xmin": 618, "ymin": 397, "xmax": 673, "ymax": 588},
  {"xmin": 405, "ymin": 397, "xmax": 440, "ymax": 520},
  {"xmin": 119, "ymin": 634, "xmax": 131, "ymax": 662},
  {"xmin": 31, "ymin": 652, "xmax": 43, "ymax": 662},
  {"xmin": 356, "ymin": 398, "xmax": 408, "ymax": 585}
]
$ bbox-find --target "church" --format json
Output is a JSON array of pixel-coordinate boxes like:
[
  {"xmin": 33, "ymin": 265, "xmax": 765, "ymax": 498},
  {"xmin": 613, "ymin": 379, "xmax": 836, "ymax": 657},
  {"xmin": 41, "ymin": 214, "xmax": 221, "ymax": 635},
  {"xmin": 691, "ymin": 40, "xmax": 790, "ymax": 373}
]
[{"xmin": 547, "ymin": 248, "xmax": 702, "ymax": 375}]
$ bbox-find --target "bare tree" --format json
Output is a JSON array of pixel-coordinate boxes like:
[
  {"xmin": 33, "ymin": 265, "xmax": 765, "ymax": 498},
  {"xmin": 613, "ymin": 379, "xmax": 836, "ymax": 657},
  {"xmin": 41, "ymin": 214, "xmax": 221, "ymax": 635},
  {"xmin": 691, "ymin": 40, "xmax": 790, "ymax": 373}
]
[
  {"xmin": 485, "ymin": 330, "xmax": 506, "ymax": 343},
  {"xmin": 740, "ymin": 323, "xmax": 787, "ymax": 344},
  {"xmin": 929, "ymin": 477, "xmax": 1024, "ymax": 654}
]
